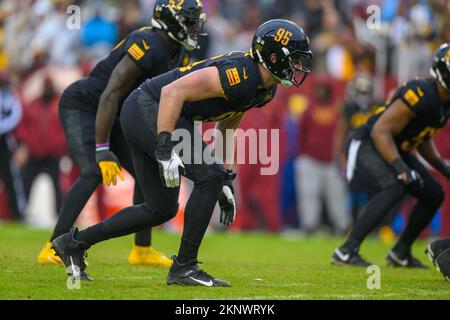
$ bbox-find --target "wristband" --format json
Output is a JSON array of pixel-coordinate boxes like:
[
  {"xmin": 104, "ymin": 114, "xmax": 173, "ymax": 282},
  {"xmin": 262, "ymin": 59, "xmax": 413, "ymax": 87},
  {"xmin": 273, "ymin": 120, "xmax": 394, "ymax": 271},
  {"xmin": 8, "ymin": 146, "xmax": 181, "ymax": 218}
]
[
  {"xmin": 390, "ymin": 158, "xmax": 410, "ymax": 176},
  {"xmin": 96, "ymin": 142, "xmax": 110, "ymax": 152},
  {"xmin": 155, "ymin": 132, "xmax": 173, "ymax": 161},
  {"xmin": 225, "ymin": 170, "xmax": 237, "ymax": 180}
]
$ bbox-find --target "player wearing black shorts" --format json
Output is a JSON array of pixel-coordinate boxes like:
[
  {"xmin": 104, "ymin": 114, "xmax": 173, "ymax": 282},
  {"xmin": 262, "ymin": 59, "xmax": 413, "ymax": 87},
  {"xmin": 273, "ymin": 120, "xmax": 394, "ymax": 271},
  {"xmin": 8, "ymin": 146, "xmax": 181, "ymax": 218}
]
[
  {"xmin": 37, "ymin": 0, "xmax": 205, "ymax": 267},
  {"xmin": 332, "ymin": 43, "xmax": 450, "ymax": 268},
  {"xmin": 51, "ymin": 19, "xmax": 312, "ymax": 286}
]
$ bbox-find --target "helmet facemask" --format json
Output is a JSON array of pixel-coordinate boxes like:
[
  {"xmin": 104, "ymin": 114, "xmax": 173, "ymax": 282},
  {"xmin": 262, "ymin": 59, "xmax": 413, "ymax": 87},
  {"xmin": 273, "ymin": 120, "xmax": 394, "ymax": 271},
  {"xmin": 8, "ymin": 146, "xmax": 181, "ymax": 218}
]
[
  {"xmin": 430, "ymin": 44, "xmax": 450, "ymax": 92},
  {"xmin": 279, "ymin": 49, "xmax": 312, "ymax": 88},
  {"xmin": 152, "ymin": 4, "xmax": 207, "ymax": 51},
  {"xmin": 170, "ymin": 7, "xmax": 207, "ymax": 51}
]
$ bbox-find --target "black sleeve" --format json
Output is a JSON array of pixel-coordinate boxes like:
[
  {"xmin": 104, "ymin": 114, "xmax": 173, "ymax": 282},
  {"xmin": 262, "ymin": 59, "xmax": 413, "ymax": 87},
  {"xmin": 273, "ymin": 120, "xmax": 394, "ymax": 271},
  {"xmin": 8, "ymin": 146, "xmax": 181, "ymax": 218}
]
[
  {"xmin": 124, "ymin": 32, "xmax": 155, "ymax": 72},
  {"xmin": 397, "ymin": 81, "xmax": 428, "ymax": 115},
  {"xmin": 216, "ymin": 58, "xmax": 258, "ymax": 103}
]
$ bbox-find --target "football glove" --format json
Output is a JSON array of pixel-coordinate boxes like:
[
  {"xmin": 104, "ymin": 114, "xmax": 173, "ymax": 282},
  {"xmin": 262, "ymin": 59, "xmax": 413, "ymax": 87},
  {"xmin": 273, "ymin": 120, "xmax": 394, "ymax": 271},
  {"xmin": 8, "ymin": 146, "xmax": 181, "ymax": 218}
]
[
  {"xmin": 96, "ymin": 144, "xmax": 124, "ymax": 186},
  {"xmin": 391, "ymin": 158, "xmax": 424, "ymax": 193},
  {"xmin": 219, "ymin": 170, "xmax": 237, "ymax": 226},
  {"xmin": 155, "ymin": 132, "xmax": 184, "ymax": 188}
]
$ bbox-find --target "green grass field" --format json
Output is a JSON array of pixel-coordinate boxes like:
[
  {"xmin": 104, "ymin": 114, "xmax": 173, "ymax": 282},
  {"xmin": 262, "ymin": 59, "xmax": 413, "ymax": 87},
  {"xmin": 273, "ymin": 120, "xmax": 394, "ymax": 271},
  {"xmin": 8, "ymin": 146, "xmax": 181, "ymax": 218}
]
[{"xmin": 0, "ymin": 223, "xmax": 449, "ymax": 300}]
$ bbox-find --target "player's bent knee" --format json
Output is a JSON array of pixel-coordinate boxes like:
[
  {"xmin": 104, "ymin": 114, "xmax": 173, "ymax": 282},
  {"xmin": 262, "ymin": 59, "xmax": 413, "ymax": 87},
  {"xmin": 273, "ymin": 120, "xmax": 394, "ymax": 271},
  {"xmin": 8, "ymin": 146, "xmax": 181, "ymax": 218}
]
[{"xmin": 162, "ymin": 202, "xmax": 179, "ymax": 220}]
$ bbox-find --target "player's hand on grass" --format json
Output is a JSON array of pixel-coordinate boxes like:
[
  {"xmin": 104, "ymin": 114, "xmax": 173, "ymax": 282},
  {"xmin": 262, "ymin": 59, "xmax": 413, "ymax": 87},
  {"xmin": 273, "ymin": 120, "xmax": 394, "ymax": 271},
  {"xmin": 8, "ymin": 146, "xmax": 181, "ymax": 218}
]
[
  {"xmin": 155, "ymin": 131, "xmax": 184, "ymax": 188},
  {"xmin": 96, "ymin": 144, "xmax": 124, "ymax": 186},
  {"xmin": 219, "ymin": 170, "xmax": 236, "ymax": 226}
]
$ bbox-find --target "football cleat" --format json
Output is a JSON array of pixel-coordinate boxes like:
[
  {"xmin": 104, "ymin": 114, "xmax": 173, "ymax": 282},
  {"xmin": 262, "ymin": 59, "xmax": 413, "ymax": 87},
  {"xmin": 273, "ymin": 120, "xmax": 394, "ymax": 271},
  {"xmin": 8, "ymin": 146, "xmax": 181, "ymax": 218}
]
[
  {"xmin": 37, "ymin": 241, "xmax": 63, "ymax": 265},
  {"xmin": 435, "ymin": 248, "xmax": 450, "ymax": 281},
  {"xmin": 128, "ymin": 245, "xmax": 172, "ymax": 268},
  {"xmin": 51, "ymin": 228, "xmax": 93, "ymax": 281},
  {"xmin": 167, "ymin": 256, "xmax": 230, "ymax": 287},
  {"xmin": 331, "ymin": 247, "xmax": 372, "ymax": 267},
  {"xmin": 386, "ymin": 250, "xmax": 428, "ymax": 269},
  {"xmin": 425, "ymin": 238, "xmax": 450, "ymax": 265}
]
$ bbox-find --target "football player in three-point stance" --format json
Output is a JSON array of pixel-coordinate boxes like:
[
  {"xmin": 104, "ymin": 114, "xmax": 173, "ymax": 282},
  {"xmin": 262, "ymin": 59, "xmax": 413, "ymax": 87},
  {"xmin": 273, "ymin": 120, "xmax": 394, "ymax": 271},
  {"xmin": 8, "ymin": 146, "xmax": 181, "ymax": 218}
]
[
  {"xmin": 37, "ymin": 0, "xmax": 206, "ymax": 270},
  {"xmin": 51, "ymin": 19, "xmax": 312, "ymax": 286},
  {"xmin": 332, "ymin": 43, "xmax": 450, "ymax": 268}
]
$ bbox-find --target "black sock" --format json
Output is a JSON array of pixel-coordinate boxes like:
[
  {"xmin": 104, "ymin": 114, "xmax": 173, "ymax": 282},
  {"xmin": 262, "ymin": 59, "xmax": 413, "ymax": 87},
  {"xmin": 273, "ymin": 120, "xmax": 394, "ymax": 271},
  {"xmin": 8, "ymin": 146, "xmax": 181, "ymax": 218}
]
[
  {"xmin": 346, "ymin": 183, "xmax": 405, "ymax": 247},
  {"xmin": 50, "ymin": 175, "xmax": 100, "ymax": 241},
  {"xmin": 134, "ymin": 228, "xmax": 152, "ymax": 247},
  {"xmin": 132, "ymin": 183, "xmax": 152, "ymax": 247},
  {"xmin": 177, "ymin": 178, "xmax": 222, "ymax": 263},
  {"xmin": 393, "ymin": 199, "xmax": 441, "ymax": 256}
]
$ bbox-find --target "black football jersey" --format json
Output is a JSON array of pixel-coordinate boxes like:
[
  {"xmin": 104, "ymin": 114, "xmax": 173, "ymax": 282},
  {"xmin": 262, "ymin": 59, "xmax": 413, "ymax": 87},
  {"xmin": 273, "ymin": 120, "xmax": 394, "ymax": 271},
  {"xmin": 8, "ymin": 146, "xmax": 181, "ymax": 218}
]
[
  {"xmin": 362, "ymin": 78, "xmax": 450, "ymax": 152},
  {"xmin": 76, "ymin": 26, "xmax": 189, "ymax": 111},
  {"xmin": 140, "ymin": 51, "xmax": 277, "ymax": 122}
]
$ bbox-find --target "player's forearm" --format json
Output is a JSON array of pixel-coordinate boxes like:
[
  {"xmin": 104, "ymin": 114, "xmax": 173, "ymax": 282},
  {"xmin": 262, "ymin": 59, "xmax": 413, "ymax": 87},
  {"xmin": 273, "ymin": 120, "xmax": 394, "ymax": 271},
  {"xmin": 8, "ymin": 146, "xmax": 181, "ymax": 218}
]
[
  {"xmin": 215, "ymin": 124, "xmax": 235, "ymax": 170},
  {"xmin": 215, "ymin": 114, "xmax": 243, "ymax": 169},
  {"xmin": 418, "ymin": 140, "xmax": 445, "ymax": 171},
  {"xmin": 157, "ymin": 86, "xmax": 184, "ymax": 134},
  {"xmin": 95, "ymin": 91, "xmax": 121, "ymax": 144},
  {"xmin": 371, "ymin": 127, "xmax": 401, "ymax": 164}
]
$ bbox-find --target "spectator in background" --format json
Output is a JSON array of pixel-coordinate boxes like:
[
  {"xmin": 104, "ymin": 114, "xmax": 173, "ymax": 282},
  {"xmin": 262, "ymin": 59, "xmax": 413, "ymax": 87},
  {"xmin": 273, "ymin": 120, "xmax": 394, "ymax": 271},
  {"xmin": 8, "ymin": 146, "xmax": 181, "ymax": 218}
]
[
  {"xmin": 279, "ymin": 93, "xmax": 307, "ymax": 230},
  {"xmin": 29, "ymin": 0, "xmax": 81, "ymax": 67},
  {"xmin": 235, "ymin": 106, "xmax": 283, "ymax": 233},
  {"xmin": 294, "ymin": 77, "xmax": 351, "ymax": 235},
  {"xmin": 391, "ymin": 0, "xmax": 435, "ymax": 84},
  {"xmin": 81, "ymin": 2, "xmax": 119, "ymax": 63},
  {"xmin": 0, "ymin": 71, "xmax": 26, "ymax": 220},
  {"xmin": 14, "ymin": 75, "xmax": 66, "ymax": 214}
]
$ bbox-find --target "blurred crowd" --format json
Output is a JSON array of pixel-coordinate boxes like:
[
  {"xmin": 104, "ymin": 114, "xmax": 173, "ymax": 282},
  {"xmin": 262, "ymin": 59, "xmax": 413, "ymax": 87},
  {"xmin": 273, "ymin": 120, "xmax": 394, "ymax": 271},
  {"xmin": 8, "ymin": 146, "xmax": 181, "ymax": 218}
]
[{"xmin": 0, "ymin": 0, "xmax": 449, "ymax": 237}]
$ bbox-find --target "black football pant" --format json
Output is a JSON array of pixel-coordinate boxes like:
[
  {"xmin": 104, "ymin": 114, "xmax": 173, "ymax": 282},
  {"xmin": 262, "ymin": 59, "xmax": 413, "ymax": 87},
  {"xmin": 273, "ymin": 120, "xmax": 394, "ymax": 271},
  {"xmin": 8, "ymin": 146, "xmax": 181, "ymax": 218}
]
[
  {"xmin": 345, "ymin": 137, "xmax": 444, "ymax": 255},
  {"xmin": 51, "ymin": 81, "xmax": 151, "ymax": 246},
  {"xmin": 76, "ymin": 89, "xmax": 227, "ymax": 263}
]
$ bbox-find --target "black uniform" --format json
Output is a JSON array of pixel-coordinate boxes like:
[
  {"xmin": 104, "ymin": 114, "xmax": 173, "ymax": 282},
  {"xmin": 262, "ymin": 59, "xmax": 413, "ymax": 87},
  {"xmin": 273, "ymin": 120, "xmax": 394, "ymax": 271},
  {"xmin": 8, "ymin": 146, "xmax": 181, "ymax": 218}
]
[
  {"xmin": 75, "ymin": 51, "xmax": 276, "ymax": 262},
  {"xmin": 52, "ymin": 27, "xmax": 189, "ymax": 242},
  {"xmin": 344, "ymin": 78, "xmax": 449, "ymax": 255}
]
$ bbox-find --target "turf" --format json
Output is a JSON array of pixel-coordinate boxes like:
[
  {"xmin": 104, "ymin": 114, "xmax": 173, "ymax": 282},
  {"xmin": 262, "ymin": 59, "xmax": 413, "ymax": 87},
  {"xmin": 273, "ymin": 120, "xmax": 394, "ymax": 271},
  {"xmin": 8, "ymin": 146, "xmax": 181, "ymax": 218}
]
[{"xmin": 0, "ymin": 223, "xmax": 449, "ymax": 300}]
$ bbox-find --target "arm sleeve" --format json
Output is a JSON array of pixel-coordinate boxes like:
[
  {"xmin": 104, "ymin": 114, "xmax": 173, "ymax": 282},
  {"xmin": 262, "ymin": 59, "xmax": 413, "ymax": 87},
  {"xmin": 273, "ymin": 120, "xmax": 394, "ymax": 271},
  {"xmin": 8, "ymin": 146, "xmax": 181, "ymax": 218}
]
[
  {"xmin": 124, "ymin": 33, "xmax": 155, "ymax": 72},
  {"xmin": 0, "ymin": 91, "xmax": 22, "ymax": 135}
]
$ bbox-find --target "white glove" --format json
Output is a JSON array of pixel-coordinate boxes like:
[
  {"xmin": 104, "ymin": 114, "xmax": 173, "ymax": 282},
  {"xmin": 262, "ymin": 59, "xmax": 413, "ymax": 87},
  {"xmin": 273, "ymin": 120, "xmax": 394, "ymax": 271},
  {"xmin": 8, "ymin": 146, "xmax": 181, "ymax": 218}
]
[{"xmin": 157, "ymin": 150, "xmax": 185, "ymax": 188}]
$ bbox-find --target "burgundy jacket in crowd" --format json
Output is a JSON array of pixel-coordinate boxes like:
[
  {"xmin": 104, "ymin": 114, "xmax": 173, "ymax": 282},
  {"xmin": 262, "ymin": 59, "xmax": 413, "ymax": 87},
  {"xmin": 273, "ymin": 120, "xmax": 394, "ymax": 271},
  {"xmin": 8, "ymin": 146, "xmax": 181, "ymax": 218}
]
[
  {"xmin": 297, "ymin": 102, "xmax": 339, "ymax": 163},
  {"xmin": 15, "ymin": 95, "xmax": 66, "ymax": 158}
]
